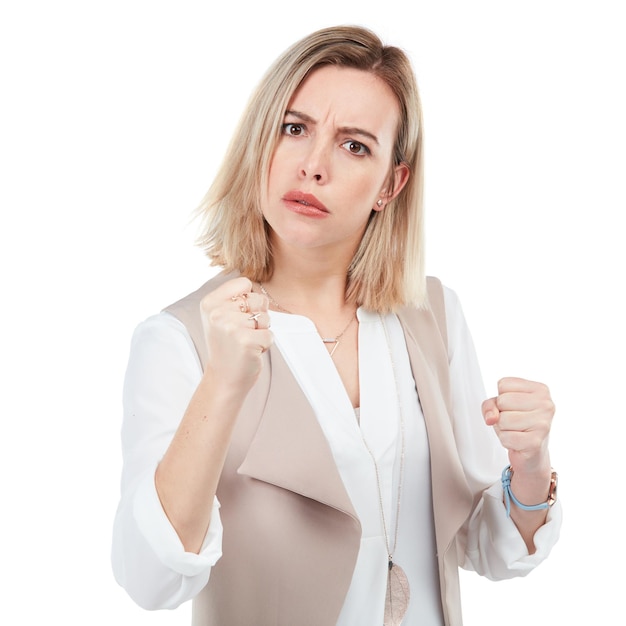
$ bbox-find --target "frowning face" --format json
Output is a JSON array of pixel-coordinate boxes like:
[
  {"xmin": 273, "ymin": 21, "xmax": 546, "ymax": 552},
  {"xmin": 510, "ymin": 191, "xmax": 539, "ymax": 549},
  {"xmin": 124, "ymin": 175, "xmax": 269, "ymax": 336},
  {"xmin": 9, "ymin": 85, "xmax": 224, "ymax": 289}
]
[{"xmin": 262, "ymin": 65, "xmax": 409, "ymax": 258}]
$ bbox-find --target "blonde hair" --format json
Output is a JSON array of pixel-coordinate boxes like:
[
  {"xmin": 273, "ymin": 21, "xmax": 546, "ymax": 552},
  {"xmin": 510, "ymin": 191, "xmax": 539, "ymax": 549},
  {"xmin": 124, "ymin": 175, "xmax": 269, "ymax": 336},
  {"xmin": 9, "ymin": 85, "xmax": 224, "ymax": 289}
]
[{"xmin": 195, "ymin": 25, "xmax": 426, "ymax": 311}]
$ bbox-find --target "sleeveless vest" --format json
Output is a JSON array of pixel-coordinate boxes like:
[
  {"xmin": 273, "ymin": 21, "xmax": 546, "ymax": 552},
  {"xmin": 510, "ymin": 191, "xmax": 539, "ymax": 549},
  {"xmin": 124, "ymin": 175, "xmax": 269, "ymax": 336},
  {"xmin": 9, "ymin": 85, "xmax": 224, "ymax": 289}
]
[{"xmin": 164, "ymin": 271, "xmax": 474, "ymax": 626}]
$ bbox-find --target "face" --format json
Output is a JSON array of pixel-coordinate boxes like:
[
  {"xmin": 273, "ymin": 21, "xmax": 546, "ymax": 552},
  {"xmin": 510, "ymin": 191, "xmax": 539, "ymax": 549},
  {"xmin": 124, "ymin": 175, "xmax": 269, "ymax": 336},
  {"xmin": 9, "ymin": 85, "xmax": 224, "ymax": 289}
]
[{"xmin": 262, "ymin": 65, "xmax": 409, "ymax": 258}]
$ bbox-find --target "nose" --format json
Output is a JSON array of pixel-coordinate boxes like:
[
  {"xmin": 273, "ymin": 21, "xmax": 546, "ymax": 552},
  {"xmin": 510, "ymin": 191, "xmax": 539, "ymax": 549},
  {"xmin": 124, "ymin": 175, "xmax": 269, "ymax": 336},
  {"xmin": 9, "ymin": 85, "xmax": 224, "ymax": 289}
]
[{"xmin": 299, "ymin": 140, "xmax": 330, "ymax": 183}]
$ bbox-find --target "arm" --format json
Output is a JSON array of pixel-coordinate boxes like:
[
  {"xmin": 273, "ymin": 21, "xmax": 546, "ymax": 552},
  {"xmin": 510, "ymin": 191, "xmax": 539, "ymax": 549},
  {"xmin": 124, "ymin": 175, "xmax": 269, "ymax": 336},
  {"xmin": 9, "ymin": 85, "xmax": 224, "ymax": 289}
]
[
  {"xmin": 111, "ymin": 312, "xmax": 223, "ymax": 609},
  {"xmin": 112, "ymin": 277, "xmax": 272, "ymax": 608},
  {"xmin": 154, "ymin": 277, "xmax": 272, "ymax": 553},
  {"xmin": 443, "ymin": 287, "xmax": 561, "ymax": 579},
  {"xmin": 482, "ymin": 378, "xmax": 555, "ymax": 554}
]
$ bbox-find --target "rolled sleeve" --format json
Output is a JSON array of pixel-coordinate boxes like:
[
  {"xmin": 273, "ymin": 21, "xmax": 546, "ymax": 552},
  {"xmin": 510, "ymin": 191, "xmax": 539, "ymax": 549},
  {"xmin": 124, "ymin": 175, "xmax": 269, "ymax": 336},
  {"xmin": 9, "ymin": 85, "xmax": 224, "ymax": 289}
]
[
  {"xmin": 443, "ymin": 287, "xmax": 562, "ymax": 580},
  {"xmin": 111, "ymin": 313, "xmax": 223, "ymax": 609},
  {"xmin": 133, "ymin": 467, "xmax": 223, "ymax": 577},
  {"xmin": 464, "ymin": 481, "xmax": 562, "ymax": 579}
]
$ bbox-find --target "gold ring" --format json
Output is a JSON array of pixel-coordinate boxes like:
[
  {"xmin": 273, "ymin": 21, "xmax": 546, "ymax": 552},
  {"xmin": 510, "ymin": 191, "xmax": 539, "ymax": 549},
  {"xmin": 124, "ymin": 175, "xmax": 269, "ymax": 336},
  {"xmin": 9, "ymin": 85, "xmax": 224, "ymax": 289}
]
[
  {"xmin": 248, "ymin": 312, "xmax": 261, "ymax": 329},
  {"xmin": 232, "ymin": 293, "xmax": 249, "ymax": 314}
]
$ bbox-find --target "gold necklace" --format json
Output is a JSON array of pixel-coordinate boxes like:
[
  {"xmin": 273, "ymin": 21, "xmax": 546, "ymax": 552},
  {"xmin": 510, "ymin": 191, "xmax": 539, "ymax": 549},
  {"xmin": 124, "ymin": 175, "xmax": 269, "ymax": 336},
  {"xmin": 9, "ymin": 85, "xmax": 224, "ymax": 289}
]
[
  {"xmin": 359, "ymin": 315, "xmax": 409, "ymax": 625},
  {"xmin": 258, "ymin": 282, "xmax": 355, "ymax": 357}
]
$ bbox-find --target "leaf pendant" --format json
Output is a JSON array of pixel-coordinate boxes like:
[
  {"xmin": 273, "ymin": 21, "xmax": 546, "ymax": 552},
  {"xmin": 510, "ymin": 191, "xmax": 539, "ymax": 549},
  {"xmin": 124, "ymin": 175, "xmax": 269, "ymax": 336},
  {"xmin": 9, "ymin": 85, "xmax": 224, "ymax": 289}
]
[{"xmin": 384, "ymin": 561, "xmax": 410, "ymax": 625}]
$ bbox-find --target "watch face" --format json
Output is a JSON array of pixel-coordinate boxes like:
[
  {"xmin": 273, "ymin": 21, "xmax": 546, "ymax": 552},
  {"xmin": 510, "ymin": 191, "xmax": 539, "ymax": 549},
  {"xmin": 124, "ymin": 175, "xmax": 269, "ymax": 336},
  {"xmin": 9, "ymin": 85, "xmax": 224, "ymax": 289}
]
[{"xmin": 548, "ymin": 471, "xmax": 558, "ymax": 506}]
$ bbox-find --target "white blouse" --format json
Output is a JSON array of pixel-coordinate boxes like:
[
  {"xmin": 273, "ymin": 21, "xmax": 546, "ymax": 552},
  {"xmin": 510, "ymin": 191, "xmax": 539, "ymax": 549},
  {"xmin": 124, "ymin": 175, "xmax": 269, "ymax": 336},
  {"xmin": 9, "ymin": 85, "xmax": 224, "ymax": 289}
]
[{"xmin": 112, "ymin": 287, "xmax": 562, "ymax": 625}]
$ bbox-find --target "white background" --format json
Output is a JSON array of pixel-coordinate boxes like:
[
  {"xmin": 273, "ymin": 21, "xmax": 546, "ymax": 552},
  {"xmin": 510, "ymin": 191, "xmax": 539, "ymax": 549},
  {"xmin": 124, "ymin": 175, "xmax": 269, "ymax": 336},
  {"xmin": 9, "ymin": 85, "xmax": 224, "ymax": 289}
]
[{"xmin": 1, "ymin": 1, "xmax": 624, "ymax": 624}]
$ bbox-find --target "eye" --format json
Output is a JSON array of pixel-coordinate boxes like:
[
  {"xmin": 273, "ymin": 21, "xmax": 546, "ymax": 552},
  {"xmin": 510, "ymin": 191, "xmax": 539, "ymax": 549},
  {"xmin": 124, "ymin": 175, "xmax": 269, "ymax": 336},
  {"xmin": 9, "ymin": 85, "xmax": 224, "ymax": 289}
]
[
  {"xmin": 282, "ymin": 123, "xmax": 305, "ymax": 136},
  {"xmin": 341, "ymin": 140, "xmax": 370, "ymax": 156}
]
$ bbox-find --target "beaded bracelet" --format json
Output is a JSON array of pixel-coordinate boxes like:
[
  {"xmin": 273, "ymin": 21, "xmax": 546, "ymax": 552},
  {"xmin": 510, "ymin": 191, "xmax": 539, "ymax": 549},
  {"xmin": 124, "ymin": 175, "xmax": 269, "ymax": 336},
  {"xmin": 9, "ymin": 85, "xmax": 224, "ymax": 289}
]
[{"xmin": 501, "ymin": 465, "xmax": 558, "ymax": 517}]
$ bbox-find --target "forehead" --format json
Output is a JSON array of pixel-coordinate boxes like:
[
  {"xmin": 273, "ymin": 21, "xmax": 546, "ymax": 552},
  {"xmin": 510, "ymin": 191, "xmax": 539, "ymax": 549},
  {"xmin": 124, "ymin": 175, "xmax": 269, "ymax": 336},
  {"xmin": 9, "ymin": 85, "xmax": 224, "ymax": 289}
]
[{"xmin": 288, "ymin": 66, "xmax": 400, "ymax": 142}]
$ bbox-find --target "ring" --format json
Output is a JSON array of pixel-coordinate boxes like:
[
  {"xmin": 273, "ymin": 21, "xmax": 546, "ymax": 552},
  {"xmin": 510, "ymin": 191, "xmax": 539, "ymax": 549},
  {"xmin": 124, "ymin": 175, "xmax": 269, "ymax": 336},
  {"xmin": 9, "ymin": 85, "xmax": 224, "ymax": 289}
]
[
  {"xmin": 248, "ymin": 312, "xmax": 261, "ymax": 329},
  {"xmin": 231, "ymin": 293, "xmax": 249, "ymax": 314}
]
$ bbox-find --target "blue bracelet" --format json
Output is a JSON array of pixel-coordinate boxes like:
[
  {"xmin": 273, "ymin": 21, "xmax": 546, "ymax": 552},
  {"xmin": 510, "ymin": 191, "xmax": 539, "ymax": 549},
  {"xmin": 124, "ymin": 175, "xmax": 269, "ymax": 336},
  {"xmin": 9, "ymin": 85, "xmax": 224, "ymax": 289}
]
[{"xmin": 501, "ymin": 465, "xmax": 555, "ymax": 517}]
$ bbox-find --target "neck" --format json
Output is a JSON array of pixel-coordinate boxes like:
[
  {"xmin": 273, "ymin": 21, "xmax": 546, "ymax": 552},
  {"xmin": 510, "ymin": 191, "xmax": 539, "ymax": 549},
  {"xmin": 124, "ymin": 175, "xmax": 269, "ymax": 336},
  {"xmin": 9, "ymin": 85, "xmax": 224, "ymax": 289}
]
[
  {"xmin": 263, "ymin": 242, "xmax": 356, "ymax": 315},
  {"xmin": 264, "ymin": 271, "xmax": 348, "ymax": 311},
  {"xmin": 262, "ymin": 240, "xmax": 361, "ymax": 405}
]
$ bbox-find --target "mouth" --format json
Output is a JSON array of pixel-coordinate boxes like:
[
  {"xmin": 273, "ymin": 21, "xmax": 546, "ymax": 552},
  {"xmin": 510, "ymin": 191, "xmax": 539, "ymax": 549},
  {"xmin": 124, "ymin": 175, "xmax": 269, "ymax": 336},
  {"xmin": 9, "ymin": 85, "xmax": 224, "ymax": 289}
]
[{"xmin": 282, "ymin": 191, "xmax": 329, "ymax": 214}]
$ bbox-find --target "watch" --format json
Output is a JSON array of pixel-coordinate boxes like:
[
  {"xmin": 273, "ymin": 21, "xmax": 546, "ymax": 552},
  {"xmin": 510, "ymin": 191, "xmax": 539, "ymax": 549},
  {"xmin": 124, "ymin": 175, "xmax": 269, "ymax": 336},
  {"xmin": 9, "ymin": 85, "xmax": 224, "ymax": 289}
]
[{"xmin": 501, "ymin": 465, "xmax": 558, "ymax": 517}]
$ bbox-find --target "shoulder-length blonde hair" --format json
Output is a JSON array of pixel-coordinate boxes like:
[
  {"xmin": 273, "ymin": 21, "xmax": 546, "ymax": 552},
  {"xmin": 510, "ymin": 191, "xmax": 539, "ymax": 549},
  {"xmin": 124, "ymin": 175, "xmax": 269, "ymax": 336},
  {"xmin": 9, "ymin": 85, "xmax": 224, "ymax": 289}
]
[{"xmin": 195, "ymin": 25, "xmax": 426, "ymax": 311}]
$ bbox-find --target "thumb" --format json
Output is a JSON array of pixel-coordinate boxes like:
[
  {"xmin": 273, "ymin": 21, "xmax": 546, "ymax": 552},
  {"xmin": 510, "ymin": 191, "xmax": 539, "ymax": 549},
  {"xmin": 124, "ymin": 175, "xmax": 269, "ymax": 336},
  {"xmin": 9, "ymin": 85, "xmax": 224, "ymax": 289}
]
[{"xmin": 482, "ymin": 397, "xmax": 500, "ymax": 426}]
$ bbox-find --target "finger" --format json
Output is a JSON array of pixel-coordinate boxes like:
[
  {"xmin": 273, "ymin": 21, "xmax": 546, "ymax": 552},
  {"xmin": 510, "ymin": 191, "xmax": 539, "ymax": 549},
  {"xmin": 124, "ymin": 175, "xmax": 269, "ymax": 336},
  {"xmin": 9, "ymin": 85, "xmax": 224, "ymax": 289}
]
[
  {"xmin": 495, "ymin": 409, "xmax": 544, "ymax": 432},
  {"xmin": 251, "ymin": 329, "xmax": 274, "ymax": 353},
  {"xmin": 219, "ymin": 276, "xmax": 254, "ymax": 300},
  {"xmin": 232, "ymin": 292, "xmax": 251, "ymax": 313},
  {"xmin": 482, "ymin": 397, "xmax": 500, "ymax": 426},
  {"xmin": 235, "ymin": 292, "xmax": 269, "ymax": 314},
  {"xmin": 496, "ymin": 392, "xmax": 543, "ymax": 412},
  {"xmin": 497, "ymin": 377, "xmax": 549, "ymax": 394},
  {"xmin": 493, "ymin": 428, "xmax": 546, "ymax": 455},
  {"xmin": 201, "ymin": 277, "xmax": 253, "ymax": 316},
  {"xmin": 496, "ymin": 381, "xmax": 554, "ymax": 423},
  {"xmin": 247, "ymin": 312, "xmax": 271, "ymax": 330}
]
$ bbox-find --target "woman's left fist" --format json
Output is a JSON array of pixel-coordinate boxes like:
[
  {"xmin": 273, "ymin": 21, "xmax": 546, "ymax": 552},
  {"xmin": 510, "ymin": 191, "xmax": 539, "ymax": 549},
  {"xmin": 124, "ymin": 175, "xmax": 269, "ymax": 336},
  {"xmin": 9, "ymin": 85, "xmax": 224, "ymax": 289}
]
[{"xmin": 482, "ymin": 377, "xmax": 555, "ymax": 471}]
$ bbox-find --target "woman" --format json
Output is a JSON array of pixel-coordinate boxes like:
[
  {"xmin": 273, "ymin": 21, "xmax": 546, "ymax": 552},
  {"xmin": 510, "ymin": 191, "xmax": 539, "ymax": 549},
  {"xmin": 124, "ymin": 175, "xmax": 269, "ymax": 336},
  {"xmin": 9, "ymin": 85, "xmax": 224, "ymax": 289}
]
[{"xmin": 112, "ymin": 26, "xmax": 561, "ymax": 626}]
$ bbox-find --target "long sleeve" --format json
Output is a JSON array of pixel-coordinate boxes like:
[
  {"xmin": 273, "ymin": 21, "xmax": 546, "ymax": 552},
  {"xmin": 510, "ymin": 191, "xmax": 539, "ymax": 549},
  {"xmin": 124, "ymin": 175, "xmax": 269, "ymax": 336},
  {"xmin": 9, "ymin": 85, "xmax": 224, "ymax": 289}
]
[
  {"xmin": 112, "ymin": 290, "xmax": 562, "ymax": 617},
  {"xmin": 443, "ymin": 287, "xmax": 562, "ymax": 580},
  {"xmin": 111, "ymin": 313, "xmax": 223, "ymax": 609}
]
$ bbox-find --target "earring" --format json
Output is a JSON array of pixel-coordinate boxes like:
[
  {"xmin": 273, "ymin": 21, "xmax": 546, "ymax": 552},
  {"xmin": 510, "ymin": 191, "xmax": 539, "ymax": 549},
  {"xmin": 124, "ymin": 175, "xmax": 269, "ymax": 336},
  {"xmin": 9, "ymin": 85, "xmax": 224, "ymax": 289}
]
[{"xmin": 376, "ymin": 199, "xmax": 383, "ymax": 207}]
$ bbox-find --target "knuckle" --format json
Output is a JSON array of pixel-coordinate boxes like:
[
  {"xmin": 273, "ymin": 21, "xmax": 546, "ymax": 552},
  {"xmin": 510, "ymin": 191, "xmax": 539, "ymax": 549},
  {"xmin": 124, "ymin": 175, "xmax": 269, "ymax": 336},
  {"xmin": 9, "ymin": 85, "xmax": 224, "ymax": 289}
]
[
  {"xmin": 206, "ymin": 306, "xmax": 223, "ymax": 326},
  {"xmin": 537, "ymin": 381, "xmax": 549, "ymax": 393}
]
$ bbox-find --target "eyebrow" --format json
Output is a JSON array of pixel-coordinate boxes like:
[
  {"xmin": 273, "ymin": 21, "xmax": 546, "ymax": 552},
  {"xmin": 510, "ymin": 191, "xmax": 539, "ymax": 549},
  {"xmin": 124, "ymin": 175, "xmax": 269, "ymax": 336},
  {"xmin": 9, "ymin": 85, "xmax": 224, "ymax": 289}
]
[{"xmin": 285, "ymin": 109, "xmax": 380, "ymax": 146}]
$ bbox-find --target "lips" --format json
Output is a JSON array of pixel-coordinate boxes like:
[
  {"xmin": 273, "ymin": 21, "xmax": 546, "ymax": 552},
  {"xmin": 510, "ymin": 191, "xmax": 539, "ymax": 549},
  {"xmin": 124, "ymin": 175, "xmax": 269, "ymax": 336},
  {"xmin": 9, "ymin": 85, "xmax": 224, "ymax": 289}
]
[{"xmin": 282, "ymin": 190, "xmax": 329, "ymax": 216}]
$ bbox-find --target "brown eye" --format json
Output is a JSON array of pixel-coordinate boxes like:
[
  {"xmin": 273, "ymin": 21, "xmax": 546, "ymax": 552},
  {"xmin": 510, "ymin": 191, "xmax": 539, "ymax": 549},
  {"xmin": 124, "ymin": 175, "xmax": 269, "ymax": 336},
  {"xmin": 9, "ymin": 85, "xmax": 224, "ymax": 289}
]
[
  {"xmin": 283, "ymin": 123, "xmax": 304, "ymax": 136},
  {"xmin": 341, "ymin": 140, "xmax": 370, "ymax": 156}
]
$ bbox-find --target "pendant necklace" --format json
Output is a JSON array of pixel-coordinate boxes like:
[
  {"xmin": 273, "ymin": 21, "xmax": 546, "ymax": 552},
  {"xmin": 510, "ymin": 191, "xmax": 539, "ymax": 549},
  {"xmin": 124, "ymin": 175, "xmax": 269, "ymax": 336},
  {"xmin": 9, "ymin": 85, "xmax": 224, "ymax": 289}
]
[
  {"xmin": 260, "ymin": 284, "xmax": 410, "ymax": 621},
  {"xmin": 359, "ymin": 315, "xmax": 410, "ymax": 625},
  {"xmin": 258, "ymin": 282, "xmax": 355, "ymax": 357}
]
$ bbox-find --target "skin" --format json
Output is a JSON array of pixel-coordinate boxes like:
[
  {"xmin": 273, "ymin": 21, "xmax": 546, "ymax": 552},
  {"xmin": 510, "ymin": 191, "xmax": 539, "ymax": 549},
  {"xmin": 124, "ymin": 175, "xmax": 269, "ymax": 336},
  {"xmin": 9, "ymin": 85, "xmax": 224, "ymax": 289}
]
[
  {"xmin": 155, "ymin": 278, "xmax": 272, "ymax": 553},
  {"xmin": 482, "ymin": 377, "xmax": 555, "ymax": 553},
  {"xmin": 155, "ymin": 66, "xmax": 555, "ymax": 556},
  {"xmin": 262, "ymin": 66, "xmax": 408, "ymax": 256},
  {"xmin": 258, "ymin": 66, "xmax": 409, "ymax": 406}
]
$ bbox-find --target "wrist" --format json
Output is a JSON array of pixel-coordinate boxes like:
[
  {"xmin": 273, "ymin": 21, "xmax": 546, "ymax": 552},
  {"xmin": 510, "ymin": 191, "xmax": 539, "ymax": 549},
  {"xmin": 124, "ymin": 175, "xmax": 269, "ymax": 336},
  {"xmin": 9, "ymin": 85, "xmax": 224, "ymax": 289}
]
[{"xmin": 501, "ymin": 465, "xmax": 558, "ymax": 517}]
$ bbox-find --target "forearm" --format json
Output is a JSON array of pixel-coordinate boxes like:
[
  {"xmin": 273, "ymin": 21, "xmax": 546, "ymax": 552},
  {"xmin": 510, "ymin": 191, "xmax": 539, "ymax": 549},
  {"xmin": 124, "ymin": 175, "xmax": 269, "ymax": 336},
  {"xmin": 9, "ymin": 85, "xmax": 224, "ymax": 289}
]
[
  {"xmin": 155, "ymin": 366, "xmax": 247, "ymax": 553},
  {"xmin": 156, "ymin": 278, "xmax": 273, "ymax": 554}
]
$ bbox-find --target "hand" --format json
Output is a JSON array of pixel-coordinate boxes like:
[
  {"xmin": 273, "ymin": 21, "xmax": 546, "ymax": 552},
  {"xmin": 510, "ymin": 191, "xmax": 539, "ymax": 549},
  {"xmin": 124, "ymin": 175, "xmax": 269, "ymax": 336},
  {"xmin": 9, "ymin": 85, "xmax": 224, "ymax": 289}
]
[
  {"xmin": 482, "ymin": 377, "xmax": 555, "ymax": 474},
  {"xmin": 199, "ymin": 277, "xmax": 273, "ymax": 391}
]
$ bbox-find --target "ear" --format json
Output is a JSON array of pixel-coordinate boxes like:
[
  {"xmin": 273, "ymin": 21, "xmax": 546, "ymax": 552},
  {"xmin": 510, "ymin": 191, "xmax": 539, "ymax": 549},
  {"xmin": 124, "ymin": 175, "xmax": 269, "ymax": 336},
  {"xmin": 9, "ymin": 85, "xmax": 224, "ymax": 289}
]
[{"xmin": 374, "ymin": 163, "xmax": 410, "ymax": 211}]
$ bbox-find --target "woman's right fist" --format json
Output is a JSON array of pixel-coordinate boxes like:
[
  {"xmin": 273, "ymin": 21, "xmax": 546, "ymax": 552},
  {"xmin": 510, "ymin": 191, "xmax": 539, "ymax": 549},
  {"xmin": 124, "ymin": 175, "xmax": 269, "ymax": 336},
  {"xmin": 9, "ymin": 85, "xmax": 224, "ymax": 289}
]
[{"xmin": 200, "ymin": 277, "xmax": 272, "ymax": 389}]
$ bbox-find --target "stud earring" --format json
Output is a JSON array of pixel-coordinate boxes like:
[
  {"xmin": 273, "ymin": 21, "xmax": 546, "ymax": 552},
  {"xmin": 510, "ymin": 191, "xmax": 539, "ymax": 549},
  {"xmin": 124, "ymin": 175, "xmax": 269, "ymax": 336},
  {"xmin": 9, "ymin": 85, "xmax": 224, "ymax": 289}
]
[{"xmin": 376, "ymin": 199, "xmax": 383, "ymax": 207}]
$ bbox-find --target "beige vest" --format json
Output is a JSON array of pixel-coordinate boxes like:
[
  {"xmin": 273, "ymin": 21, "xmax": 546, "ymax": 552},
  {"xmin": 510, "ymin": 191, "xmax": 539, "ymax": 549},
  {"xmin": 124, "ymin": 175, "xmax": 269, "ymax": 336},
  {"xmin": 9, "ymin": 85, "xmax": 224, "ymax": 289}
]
[{"xmin": 164, "ymin": 271, "xmax": 474, "ymax": 626}]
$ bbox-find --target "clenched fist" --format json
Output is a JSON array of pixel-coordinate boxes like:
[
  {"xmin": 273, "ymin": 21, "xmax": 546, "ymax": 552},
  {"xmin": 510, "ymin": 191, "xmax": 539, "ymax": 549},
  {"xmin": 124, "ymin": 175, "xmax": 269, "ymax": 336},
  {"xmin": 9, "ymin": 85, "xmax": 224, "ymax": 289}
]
[
  {"xmin": 482, "ymin": 377, "xmax": 555, "ymax": 474},
  {"xmin": 200, "ymin": 277, "xmax": 273, "ymax": 391}
]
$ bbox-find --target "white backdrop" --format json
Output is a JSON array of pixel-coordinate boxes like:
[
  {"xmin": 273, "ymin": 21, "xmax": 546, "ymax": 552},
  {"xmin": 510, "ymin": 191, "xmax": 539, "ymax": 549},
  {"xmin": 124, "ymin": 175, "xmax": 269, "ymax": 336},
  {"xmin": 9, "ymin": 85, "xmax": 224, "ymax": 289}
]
[{"xmin": 1, "ymin": 1, "xmax": 624, "ymax": 624}]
